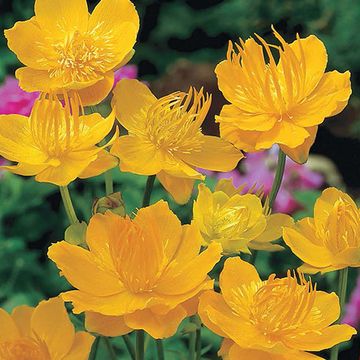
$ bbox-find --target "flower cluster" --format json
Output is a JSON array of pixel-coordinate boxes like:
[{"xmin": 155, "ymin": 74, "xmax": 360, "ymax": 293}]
[{"xmin": 0, "ymin": 0, "xmax": 357, "ymax": 359}]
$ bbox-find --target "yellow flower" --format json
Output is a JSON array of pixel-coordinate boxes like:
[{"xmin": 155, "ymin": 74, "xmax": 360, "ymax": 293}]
[
  {"xmin": 110, "ymin": 79, "xmax": 243, "ymax": 204},
  {"xmin": 283, "ymin": 187, "xmax": 360, "ymax": 274},
  {"xmin": 5, "ymin": 0, "xmax": 139, "ymax": 105},
  {"xmin": 0, "ymin": 96, "xmax": 117, "ymax": 186},
  {"xmin": 199, "ymin": 257, "xmax": 356, "ymax": 360},
  {"xmin": 0, "ymin": 297, "xmax": 94, "ymax": 360},
  {"xmin": 216, "ymin": 27, "xmax": 351, "ymax": 164},
  {"xmin": 48, "ymin": 200, "xmax": 222, "ymax": 339},
  {"xmin": 193, "ymin": 179, "xmax": 293, "ymax": 253}
]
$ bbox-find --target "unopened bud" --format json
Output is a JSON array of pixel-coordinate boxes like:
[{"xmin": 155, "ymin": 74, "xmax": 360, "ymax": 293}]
[
  {"xmin": 92, "ymin": 192, "xmax": 126, "ymax": 216},
  {"xmin": 65, "ymin": 221, "xmax": 87, "ymax": 246}
]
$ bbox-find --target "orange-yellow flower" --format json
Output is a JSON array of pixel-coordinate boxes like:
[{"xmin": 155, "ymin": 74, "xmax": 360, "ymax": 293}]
[
  {"xmin": 216, "ymin": 27, "xmax": 351, "ymax": 164},
  {"xmin": 5, "ymin": 0, "xmax": 139, "ymax": 105},
  {"xmin": 193, "ymin": 179, "xmax": 293, "ymax": 253},
  {"xmin": 110, "ymin": 79, "xmax": 243, "ymax": 204},
  {"xmin": 0, "ymin": 297, "xmax": 94, "ymax": 360},
  {"xmin": 0, "ymin": 96, "xmax": 117, "ymax": 186},
  {"xmin": 48, "ymin": 200, "xmax": 222, "ymax": 339},
  {"xmin": 283, "ymin": 187, "xmax": 360, "ymax": 274},
  {"xmin": 199, "ymin": 257, "xmax": 356, "ymax": 360}
]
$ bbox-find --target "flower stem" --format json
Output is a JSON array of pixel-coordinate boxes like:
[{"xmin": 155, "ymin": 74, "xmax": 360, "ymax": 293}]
[
  {"xmin": 268, "ymin": 149, "xmax": 287, "ymax": 209},
  {"xmin": 103, "ymin": 337, "xmax": 117, "ymax": 360},
  {"xmin": 330, "ymin": 267, "xmax": 349, "ymax": 360},
  {"xmin": 59, "ymin": 186, "xmax": 79, "ymax": 224},
  {"xmin": 122, "ymin": 335, "xmax": 135, "ymax": 360},
  {"xmin": 136, "ymin": 330, "xmax": 145, "ymax": 360},
  {"xmin": 156, "ymin": 339, "xmax": 165, "ymax": 360},
  {"xmin": 105, "ymin": 170, "xmax": 114, "ymax": 195},
  {"xmin": 189, "ymin": 315, "xmax": 201, "ymax": 360},
  {"xmin": 195, "ymin": 327, "xmax": 201, "ymax": 360},
  {"xmin": 142, "ymin": 175, "xmax": 156, "ymax": 207},
  {"xmin": 89, "ymin": 336, "xmax": 100, "ymax": 360}
]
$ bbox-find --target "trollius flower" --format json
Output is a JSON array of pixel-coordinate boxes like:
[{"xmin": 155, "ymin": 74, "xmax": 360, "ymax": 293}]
[
  {"xmin": 283, "ymin": 187, "xmax": 360, "ymax": 274},
  {"xmin": 199, "ymin": 257, "xmax": 356, "ymax": 359},
  {"xmin": 48, "ymin": 200, "xmax": 222, "ymax": 339},
  {"xmin": 0, "ymin": 297, "xmax": 94, "ymax": 360},
  {"xmin": 111, "ymin": 79, "xmax": 243, "ymax": 204},
  {"xmin": 216, "ymin": 27, "xmax": 351, "ymax": 164},
  {"xmin": 193, "ymin": 180, "xmax": 293, "ymax": 253},
  {"xmin": 0, "ymin": 96, "xmax": 117, "ymax": 186},
  {"xmin": 5, "ymin": 0, "xmax": 139, "ymax": 105}
]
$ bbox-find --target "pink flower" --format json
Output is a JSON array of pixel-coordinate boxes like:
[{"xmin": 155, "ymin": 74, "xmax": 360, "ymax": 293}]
[
  {"xmin": 343, "ymin": 274, "xmax": 360, "ymax": 328},
  {"xmin": 217, "ymin": 147, "xmax": 323, "ymax": 214},
  {"xmin": 0, "ymin": 76, "xmax": 38, "ymax": 116},
  {"xmin": 113, "ymin": 65, "xmax": 138, "ymax": 88}
]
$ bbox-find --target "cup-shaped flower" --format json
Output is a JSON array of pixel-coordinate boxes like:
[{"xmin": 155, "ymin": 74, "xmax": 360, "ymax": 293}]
[
  {"xmin": 216, "ymin": 27, "xmax": 351, "ymax": 164},
  {"xmin": 283, "ymin": 187, "xmax": 360, "ymax": 274},
  {"xmin": 0, "ymin": 297, "xmax": 94, "ymax": 360},
  {"xmin": 193, "ymin": 179, "xmax": 293, "ymax": 253},
  {"xmin": 199, "ymin": 257, "xmax": 356, "ymax": 360},
  {"xmin": 110, "ymin": 79, "xmax": 243, "ymax": 204},
  {"xmin": 0, "ymin": 96, "xmax": 117, "ymax": 186},
  {"xmin": 4, "ymin": 0, "xmax": 139, "ymax": 105},
  {"xmin": 48, "ymin": 200, "xmax": 222, "ymax": 339}
]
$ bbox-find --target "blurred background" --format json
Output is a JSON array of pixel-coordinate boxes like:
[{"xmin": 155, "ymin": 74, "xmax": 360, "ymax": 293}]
[{"xmin": 0, "ymin": 0, "xmax": 360, "ymax": 359}]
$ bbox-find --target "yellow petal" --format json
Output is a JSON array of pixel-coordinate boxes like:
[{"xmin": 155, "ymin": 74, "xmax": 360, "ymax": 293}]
[
  {"xmin": 1, "ymin": 162, "xmax": 48, "ymax": 176},
  {"xmin": 80, "ymin": 150, "xmax": 118, "ymax": 179},
  {"xmin": 309, "ymin": 291, "xmax": 340, "ymax": 329},
  {"xmin": 283, "ymin": 324, "xmax": 356, "ymax": 351},
  {"xmin": 4, "ymin": 18, "xmax": 51, "ymax": 69},
  {"xmin": 0, "ymin": 308, "xmax": 19, "ymax": 341},
  {"xmin": 256, "ymin": 121, "xmax": 310, "ymax": 150},
  {"xmin": 35, "ymin": 0, "xmax": 89, "ymax": 35},
  {"xmin": 156, "ymin": 242, "xmax": 222, "ymax": 295},
  {"xmin": 11, "ymin": 305, "xmax": 34, "ymax": 337},
  {"xmin": 218, "ymin": 104, "xmax": 277, "ymax": 131},
  {"xmin": 48, "ymin": 241, "xmax": 123, "ymax": 296},
  {"xmin": 111, "ymin": 136, "xmax": 164, "ymax": 175},
  {"xmin": 124, "ymin": 306, "xmax": 187, "ymax": 339},
  {"xmin": 280, "ymin": 126, "xmax": 317, "ymax": 164},
  {"xmin": 88, "ymin": 0, "xmax": 139, "ymax": 68},
  {"xmin": 31, "ymin": 297, "xmax": 75, "ymax": 358},
  {"xmin": 179, "ymin": 135, "xmax": 243, "ymax": 172},
  {"xmin": 85, "ymin": 312, "xmax": 131, "ymax": 337},
  {"xmin": 290, "ymin": 71, "xmax": 351, "ymax": 128},
  {"xmin": 76, "ymin": 72, "xmax": 114, "ymax": 106},
  {"xmin": 282, "ymin": 226, "xmax": 333, "ymax": 268},
  {"xmin": 112, "ymin": 79, "xmax": 156, "ymax": 133},
  {"xmin": 157, "ymin": 172, "xmax": 195, "ymax": 204},
  {"xmin": 0, "ymin": 114, "xmax": 47, "ymax": 164},
  {"xmin": 252, "ymin": 213, "xmax": 294, "ymax": 243},
  {"xmin": 63, "ymin": 332, "xmax": 94, "ymax": 360}
]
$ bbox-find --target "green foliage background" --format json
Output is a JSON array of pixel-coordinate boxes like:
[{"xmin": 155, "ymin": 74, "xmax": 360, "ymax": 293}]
[{"xmin": 0, "ymin": 0, "xmax": 360, "ymax": 358}]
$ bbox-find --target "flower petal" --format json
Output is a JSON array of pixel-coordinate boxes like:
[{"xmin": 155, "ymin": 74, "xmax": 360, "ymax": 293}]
[
  {"xmin": 79, "ymin": 150, "xmax": 118, "ymax": 179},
  {"xmin": 11, "ymin": 306, "xmax": 34, "ymax": 337},
  {"xmin": 124, "ymin": 306, "xmax": 187, "ymax": 339},
  {"xmin": 1, "ymin": 162, "xmax": 48, "ymax": 176},
  {"xmin": 31, "ymin": 298, "xmax": 75, "ymax": 358},
  {"xmin": 179, "ymin": 135, "xmax": 243, "ymax": 172},
  {"xmin": 35, "ymin": 0, "xmax": 88, "ymax": 34},
  {"xmin": 63, "ymin": 332, "xmax": 95, "ymax": 360},
  {"xmin": 48, "ymin": 241, "xmax": 123, "ymax": 296},
  {"xmin": 156, "ymin": 172, "xmax": 195, "ymax": 204},
  {"xmin": 0, "ymin": 308, "xmax": 19, "ymax": 341},
  {"xmin": 85, "ymin": 312, "xmax": 131, "ymax": 337}
]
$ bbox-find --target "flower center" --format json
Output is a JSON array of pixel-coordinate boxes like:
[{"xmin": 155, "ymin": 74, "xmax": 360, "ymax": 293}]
[
  {"xmin": 0, "ymin": 339, "xmax": 49, "ymax": 360},
  {"xmin": 249, "ymin": 272, "xmax": 320, "ymax": 340},
  {"xmin": 49, "ymin": 30, "xmax": 115, "ymax": 84},
  {"xmin": 144, "ymin": 89, "xmax": 209, "ymax": 154},
  {"xmin": 109, "ymin": 218, "xmax": 165, "ymax": 293}
]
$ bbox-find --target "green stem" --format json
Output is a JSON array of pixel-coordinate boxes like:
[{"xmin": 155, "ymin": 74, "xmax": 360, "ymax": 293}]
[
  {"xmin": 330, "ymin": 267, "xmax": 349, "ymax": 360},
  {"xmin": 156, "ymin": 339, "xmax": 165, "ymax": 360},
  {"xmin": 268, "ymin": 149, "xmax": 287, "ymax": 209},
  {"xmin": 89, "ymin": 336, "xmax": 100, "ymax": 360},
  {"xmin": 136, "ymin": 330, "xmax": 145, "ymax": 360},
  {"xmin": 59, "ymin": 186, "xmax": 79, "ymax": 224},
  {"xmin": 142, "ymin": 175, "xmax": 156, "ymax": 207},
  {"xmin": 189, "ymin": 331, "xmax": 196, "ymax": 360},
  {"xmin": 103, "ymin": 337, "xmax": 117, "ymax": 360},
  {"xmin": 122, "ymin": 335, "xmax": 135, "ymax": 360},
  {"xmin": 195, "ymin": 327, "xmax": 201, "ymax": 360},
  {"xmin": 105, "ymin": 170, "xmax": 114, "ymax": 195}
]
